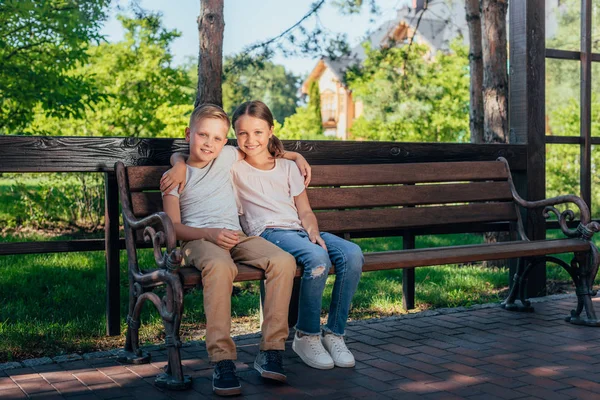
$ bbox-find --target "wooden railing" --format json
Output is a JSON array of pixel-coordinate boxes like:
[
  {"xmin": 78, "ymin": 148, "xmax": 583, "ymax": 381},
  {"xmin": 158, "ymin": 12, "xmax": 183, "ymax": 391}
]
[{"xmin": 0, "ymin": 135, "xmax": 529, "ymax": 336}]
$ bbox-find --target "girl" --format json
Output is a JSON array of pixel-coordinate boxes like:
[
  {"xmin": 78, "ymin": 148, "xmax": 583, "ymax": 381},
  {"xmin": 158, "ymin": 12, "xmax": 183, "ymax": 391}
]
[{"xmin": 230, "ymin": 101, "xmax": 363, "ymax": 370}]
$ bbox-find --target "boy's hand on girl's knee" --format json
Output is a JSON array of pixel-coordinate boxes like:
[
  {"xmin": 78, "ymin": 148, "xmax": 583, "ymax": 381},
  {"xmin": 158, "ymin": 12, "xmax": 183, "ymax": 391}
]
[{"xmin": 206, "ymin": 228, "xmax": 239, "ymax": 250}]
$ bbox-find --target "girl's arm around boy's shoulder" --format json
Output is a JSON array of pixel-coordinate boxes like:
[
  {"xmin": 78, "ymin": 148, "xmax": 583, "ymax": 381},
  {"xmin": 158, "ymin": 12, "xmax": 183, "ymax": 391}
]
[
  {"xmin": 160, "ymin": 153, "xmax": 188, "ymax": 194},
  {"xmin": 280, "ymin": 151, "xmax": 311, "ymax": 186}
]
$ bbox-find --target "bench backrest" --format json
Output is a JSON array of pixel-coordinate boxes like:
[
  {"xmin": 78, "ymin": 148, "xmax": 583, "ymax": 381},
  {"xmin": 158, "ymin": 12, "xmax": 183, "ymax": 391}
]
[{"xmin": 123, "ymin": 160, "xmax": 517, "ymax": 238}]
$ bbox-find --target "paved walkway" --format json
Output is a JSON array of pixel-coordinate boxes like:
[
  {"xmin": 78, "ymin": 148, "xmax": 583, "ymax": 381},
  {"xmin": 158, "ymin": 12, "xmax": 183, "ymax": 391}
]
[{"xmin": 3, "ymin": 295, "xmax": 600, "ymax": 399}]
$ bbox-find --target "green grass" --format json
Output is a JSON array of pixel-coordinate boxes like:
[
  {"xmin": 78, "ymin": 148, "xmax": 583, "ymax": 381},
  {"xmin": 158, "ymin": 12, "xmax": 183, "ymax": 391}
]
[{"xmin": 0, "ymin": 230, "xmax": 597, "ymax": 362}]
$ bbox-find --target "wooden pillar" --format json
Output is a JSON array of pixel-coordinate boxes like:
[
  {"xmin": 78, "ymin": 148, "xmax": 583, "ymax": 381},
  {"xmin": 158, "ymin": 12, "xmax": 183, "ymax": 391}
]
[
  {"xmin": 105, "ymin": 172, "xmax": 121, "ymax": 336},
  {"xmin": 509, "ymin": 0, "xmax": 546, "ymax": 297},
  {"xmin": 402, "ymin": 234, "xmax": 416, "ymax": 310},
  {"xmin": 580, "ymin": 0, "xmax": 592, "ymax": 210}
]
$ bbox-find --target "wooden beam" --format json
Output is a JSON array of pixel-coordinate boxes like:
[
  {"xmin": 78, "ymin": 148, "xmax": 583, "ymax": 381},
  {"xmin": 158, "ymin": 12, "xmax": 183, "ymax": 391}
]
[
  {"xmin": 509, "ymin": 0, "xmax": 546, "ymax": 297},
  {"xmin": 580, "ymin": 0, "xmax": 592, "ymax": 210},
  {"xmin": 0, "ymin": 136, "xmax": 528, "ymax": 172},
  {"xmin": 105, "ymin": 172, "xmax": 121, "ymax": 336}
]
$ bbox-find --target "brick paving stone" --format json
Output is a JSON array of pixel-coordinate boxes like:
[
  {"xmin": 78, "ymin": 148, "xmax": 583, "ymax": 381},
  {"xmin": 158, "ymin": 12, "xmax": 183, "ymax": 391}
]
[
  {"xmin": 0, "ymin": 388, "xmax": 27, "ymax": 399},
  {"xmin": 560, "ymin": 377, "xmax": 600, "ymax": 394},
  {"xmin": 52, "ymin": 380, "xmax": 91, "ymax": 397},
  {"xmin": 473, "ymin": 383, "xmax": 526, "ymax": 400},
  {"xmin": 0, "ymin": 377, "xmax": 19, "ymax": 391},
  {"xmin": 41, "ymin": 370, "xmax": 77, "ymax": 384},
  {"xmin": 517, "ymin": 375, "xmax": 573, "ymax": 391},
  {"xmin": 515, "ymin": 384, "xmax": 573, "ymax": 400},
  {"xmin": 355, "ymin": 366, "xmax": 402, "ymax": 382},
  {"xmin": 557, "ymin": 386, "xmax": 599, "ymax": 399},
  {"xmin": 28, "ymin": 392, "xmax": 65, "ymax": 399},
  {"xmin": 107, "ymin": 373, "xmax": 147, "ymax": 388},
  {"xmin": 73, "ymin": 371, "xmax": 115, "ymax": 386},
  {"xmin": 440, "ymin": 362, "xmax": 485, "ymax": 376},
  {"xmin": 403, "ymin": 360, "xmax": 447, "ymax": 374},
  {"xmin": 17, "ymin": 378, "xmax": 56, "ymax": 395},
  {"xmin": 5, "ymin": 367, "xmax": 38, "ymax": 381}
]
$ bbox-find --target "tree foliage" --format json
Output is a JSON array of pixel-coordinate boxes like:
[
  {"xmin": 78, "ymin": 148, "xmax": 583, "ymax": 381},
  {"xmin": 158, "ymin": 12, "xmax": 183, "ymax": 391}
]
[
  {"xmin": 0, "ymin": 0, "xmax": 110, "ymax": 133},
  {"xmin": 222, "ymin": 55, "xmax": 300, "ymax": 124},
  {"xmin": 25, "ymin": 13, "xmax": 195, "ymax": 137},
  {"xmin": 346, "ymin": 40, "xmax": 470, "ymax": 142},
  {"xmin": 277, "ymin": 80, "xmax": 324, "ymax": 140}
]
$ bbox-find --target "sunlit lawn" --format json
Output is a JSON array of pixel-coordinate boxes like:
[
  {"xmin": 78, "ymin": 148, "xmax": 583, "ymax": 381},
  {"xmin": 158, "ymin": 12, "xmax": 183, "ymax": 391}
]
[{"xmin": 3, "ymin": 229, "xmax": 595, "ymax": 362}]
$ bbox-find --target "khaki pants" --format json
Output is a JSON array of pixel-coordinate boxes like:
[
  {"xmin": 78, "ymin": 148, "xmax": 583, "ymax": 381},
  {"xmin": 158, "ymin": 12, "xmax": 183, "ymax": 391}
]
[{"xmin": 181, "ymin": 232, "xmax": 296, "ymax": 362}]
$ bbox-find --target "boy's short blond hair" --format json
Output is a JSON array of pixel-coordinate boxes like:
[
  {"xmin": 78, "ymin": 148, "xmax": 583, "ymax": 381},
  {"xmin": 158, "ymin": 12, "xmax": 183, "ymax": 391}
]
[{"xmin": 189, "ymin": 103, "xmax": 231, "ymax": 129}]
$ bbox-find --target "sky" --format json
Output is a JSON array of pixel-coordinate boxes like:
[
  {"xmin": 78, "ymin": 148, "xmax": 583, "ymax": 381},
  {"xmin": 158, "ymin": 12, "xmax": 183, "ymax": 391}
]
[{"xmin": 101, "ymin": 0, "xmax": 410, "ymax": 76}]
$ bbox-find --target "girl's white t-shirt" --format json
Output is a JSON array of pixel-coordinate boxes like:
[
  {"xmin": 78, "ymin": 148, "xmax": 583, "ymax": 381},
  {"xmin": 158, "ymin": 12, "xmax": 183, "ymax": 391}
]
[{"xmin": 230, "ymin": 159, "xmax": 306, "ymax": 236}]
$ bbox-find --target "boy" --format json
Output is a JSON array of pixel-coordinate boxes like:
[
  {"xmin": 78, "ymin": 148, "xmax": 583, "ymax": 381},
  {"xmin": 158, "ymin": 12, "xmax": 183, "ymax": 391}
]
[{"xmin": 161, "ymin": 104, "xmax": 304, "ymax": 396}]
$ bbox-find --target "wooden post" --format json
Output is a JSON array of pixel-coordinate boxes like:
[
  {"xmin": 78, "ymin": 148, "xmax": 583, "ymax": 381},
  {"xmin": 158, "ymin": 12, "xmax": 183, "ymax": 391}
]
[
  {"xmin": 105, "ymin": 172, "xmax": 121, "ymax": 336},
  {"xmin": 402, "ymin": 234, "xmax": 416, "ymax": 310},
  {"xmin": 580, "ymin": 0, "xmax": 592, "ymax": 210},
  {"xmin": 509, "ymin": 0, "xmax": 546, "ymax": 297},
  {"xmin": 196, "ymin": 0, "xmax": 224, "ymax": 107}
]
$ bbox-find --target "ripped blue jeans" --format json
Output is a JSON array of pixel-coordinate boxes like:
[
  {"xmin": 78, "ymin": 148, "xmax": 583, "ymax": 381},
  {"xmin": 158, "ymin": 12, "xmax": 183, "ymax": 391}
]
[{"xmin": 260, "ymin": 229, "xmax": 363, "ymax": 336}]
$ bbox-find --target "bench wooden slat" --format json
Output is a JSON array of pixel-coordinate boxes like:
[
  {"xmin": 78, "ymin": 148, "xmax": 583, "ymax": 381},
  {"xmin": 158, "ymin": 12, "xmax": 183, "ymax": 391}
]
[
  {"xmin": 310, "ymin": 161, "xmax": 509, "ymax": 186},
  {"xmin": 316, "ymin": 202, "xmax": 518, "ymax": 233},
  {"xmin": 307, "ymin": 181, "xmax": 513, "ymax": 210},
  {"xmin": 177, "ymin": 239, "xmax": 590, "ymax": 286},
  {"xmin": 126, "ymin": 161, "xmax": 509, "ymax": 192},
  {"xmin": 127, "ymin": 166, "xmax": 169, "ymax": 192},
  {"xmin": 131, "ymin": 182, "xmax": 515, "ymax": 218},
  {"xmin": 132, "ymin": 192, "xmax": 164, "ymax": 218}
]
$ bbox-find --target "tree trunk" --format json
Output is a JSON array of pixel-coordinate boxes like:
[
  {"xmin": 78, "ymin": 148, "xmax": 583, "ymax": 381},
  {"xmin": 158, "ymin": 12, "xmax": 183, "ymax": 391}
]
[
  {"xmin": 481, "ymin": 0, "xmax": 509, "ymax": 268},
  {"xmin": 196, "ymin": 0, "xmax": 224, "ymax": 107},
  {"xmin": 465, "ymin": 0, "xmax": 484, "ymax": 144},
  {"xmin": 481, "ymin": 0, "xmax": 508, "ymax": 143}
]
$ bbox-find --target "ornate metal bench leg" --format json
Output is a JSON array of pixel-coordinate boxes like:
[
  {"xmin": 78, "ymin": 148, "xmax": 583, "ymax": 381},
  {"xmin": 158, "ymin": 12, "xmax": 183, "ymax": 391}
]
[
  {"xmin": 502, "ymin": 257, "xmax": 534, "ymax": 312},
  {"xmin": 118, "ymin": 284, "xmax": 151, "ymax": 364},
  {"xmin": 154, "ymin": 275, "xmax": 191, "ymax": 391},
  {"xmin": 565, "ymin": 251, "xmax": 600, "ymax": 327}
]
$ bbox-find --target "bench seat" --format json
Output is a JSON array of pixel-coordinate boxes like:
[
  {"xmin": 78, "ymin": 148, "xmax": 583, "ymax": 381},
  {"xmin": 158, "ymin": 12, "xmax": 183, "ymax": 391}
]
[{"xmin": 177, "ymin": 238, "xmax": 590, "ymax": 286}]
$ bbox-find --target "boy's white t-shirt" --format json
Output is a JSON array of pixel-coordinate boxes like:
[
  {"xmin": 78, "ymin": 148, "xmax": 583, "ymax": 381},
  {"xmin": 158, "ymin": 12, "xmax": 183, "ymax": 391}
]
[
  {"xmin": 163, "ymin": 145, "xmax": 241, "ymax": 231},
  {"xmin": 231, "ymin": 159, "xmax": 306, "ymax": 236}
]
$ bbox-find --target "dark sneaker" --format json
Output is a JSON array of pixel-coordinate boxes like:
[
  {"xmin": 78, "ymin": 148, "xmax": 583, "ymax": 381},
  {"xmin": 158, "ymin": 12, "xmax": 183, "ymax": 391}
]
[
  {"xmin": 254, "ymin": 350, "xmax": 286, "ymax": 382},
  {"xmin": 212, "ymin": 360, "xmax": 241, "ymax": 396}
]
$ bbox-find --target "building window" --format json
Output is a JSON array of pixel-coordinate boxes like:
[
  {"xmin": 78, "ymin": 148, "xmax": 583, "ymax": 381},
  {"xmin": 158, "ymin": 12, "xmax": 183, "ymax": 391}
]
[{"xmin": 321, "ymin": 90, "xmax": 336, "ymax": 122}]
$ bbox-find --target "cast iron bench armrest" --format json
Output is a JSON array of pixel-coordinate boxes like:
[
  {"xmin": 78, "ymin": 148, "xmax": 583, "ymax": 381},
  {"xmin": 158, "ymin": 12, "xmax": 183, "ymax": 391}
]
[
  {"xmin": 498, "ymin": 157, "xmax": 600, "ymax": 240},
  {"xmin": 116, "ymin": 161, "xmax": 182, "ymax": 271}
]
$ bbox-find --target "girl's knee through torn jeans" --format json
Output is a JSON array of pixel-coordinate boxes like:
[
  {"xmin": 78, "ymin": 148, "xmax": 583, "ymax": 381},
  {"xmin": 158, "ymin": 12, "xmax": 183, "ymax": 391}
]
[{"xmin": 261, "ymin": 229, "xmax": 364, "ymax": 336}]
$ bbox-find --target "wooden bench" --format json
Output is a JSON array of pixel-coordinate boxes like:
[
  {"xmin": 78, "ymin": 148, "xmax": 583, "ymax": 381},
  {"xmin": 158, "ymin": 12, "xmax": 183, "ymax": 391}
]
[{"xmin": 115, "ymin": 157, "xmax": 600, "ymax": 390}]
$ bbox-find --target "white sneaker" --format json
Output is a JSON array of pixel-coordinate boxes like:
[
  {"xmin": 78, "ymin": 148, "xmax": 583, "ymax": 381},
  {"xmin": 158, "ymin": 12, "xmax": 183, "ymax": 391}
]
[
  {"xmin": 292, "ymin": 332, "xmax": 334, "ymax": 370},
  {"xmin": 321, "ymin": 333, "xmax": 355, "ymax": 368}
]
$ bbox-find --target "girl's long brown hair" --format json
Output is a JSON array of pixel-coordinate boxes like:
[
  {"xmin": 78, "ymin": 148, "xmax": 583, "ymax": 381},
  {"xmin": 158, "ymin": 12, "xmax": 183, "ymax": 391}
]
[{"xmin": 231, "ymin": 100, "xmax": 285, "ymax": 158}]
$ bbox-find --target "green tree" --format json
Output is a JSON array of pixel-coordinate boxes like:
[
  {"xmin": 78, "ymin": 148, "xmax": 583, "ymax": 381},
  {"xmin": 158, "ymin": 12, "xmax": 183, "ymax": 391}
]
[
  {"xmin": 0, "ymin": 0, "xmax": 110, "ymax": 134},
  {"xmin": 346, "ymin": 40, "xmax": 470, "ymax": 142},
  {"xmin": 277, "ymin": 80, "xmax": 324, "ymax": 140},
  {"xmin": 26, "ymin": 14, "xmax": 195, "ymax": 138},
  {"xmin": 222, "ymin": 55, "xmax": 300, "ymax": 123}
]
